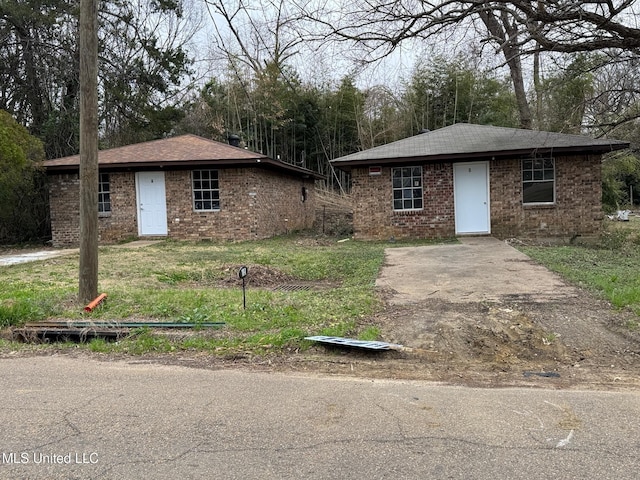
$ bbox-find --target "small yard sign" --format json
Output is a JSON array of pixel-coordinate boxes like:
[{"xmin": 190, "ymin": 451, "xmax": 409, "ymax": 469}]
[
  {"xmin": 238, "ymin": 266, "xmax": 248, "ymax": 279},
  {"xmin": 239, "ymin": 266, "xmax": 248, "ymax": 309}
]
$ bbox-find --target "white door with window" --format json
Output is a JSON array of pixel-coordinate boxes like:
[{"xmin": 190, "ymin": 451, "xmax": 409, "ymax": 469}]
[
  {"xmin": 453, "ymin": 162, "xmax": 490, "ymax": 235},
  {"xmin": 136, "ymin": 172, "xmax": 168, "ymax": 236}
]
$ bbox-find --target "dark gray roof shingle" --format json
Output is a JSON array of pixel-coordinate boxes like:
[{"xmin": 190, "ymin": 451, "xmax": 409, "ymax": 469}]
[{"xmin": 331, "ymin": 123, "xmax": 629, "ymax": 168}]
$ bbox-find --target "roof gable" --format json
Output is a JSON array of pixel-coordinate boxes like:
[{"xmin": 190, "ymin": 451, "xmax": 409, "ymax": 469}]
[{"xmin": 331, "ymin": 123, "xmax": 629, "ymax": 169}]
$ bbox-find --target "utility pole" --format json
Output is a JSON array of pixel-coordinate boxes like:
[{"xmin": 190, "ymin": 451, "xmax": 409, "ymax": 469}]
[{"xmin": 78, "ymin": 0, "xmax": 99, "ymax": 303}]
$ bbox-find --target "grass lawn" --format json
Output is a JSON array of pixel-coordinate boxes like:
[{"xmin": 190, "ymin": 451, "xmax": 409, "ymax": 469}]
[
  {"xmin": 518, "ymin": 215, "xmax": 640, "ymax": 322},
  {"xmin": 0, "ymin": 235, "xmax": 436, "ymax": 355},
  {"xmin": 4, "ymin": 216, "xmax": 638, "ymax": 356}
]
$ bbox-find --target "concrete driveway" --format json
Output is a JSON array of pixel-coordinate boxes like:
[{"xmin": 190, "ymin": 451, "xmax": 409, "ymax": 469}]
[
  {"xmin": 0, "ymin": 241, "xmax": 160, "ymax": 266},
  {"xmin": 376, "ymin": 236, "xmax": 578, "ymax": 305},
  {"xmin": 0, "ymin": 248, "xmax": 78, "ymax": 266}
]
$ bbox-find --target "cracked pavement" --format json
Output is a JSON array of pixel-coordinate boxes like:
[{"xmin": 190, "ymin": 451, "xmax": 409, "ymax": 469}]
[{"xmin": 1, "ymin": 356, "xmax": 639, "ymax": 479}]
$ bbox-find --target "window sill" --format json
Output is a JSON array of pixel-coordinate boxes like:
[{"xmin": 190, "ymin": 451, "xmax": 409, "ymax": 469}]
[
  {"xmin": 523, "ymin": 203, "xmax": 556, "ymax": 209},
  {"xmin": 393, "ymin": 209, "xmax": 424, "ymax": 214},
  {"xmin": 98, "ymin": 212, "xmax": 112, "ymax": 218}
]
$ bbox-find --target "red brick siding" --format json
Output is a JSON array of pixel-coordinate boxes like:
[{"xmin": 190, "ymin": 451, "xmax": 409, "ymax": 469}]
[
  {"xmin": 252, "ymin": 169, "xmax": 316, "ymax": 237},
  {"xmin": 165, "ymin": 169, "xmax": 252, "ymax": 241},
  {"xmin": 49, "ymin": 168, "xmax": 316, "ymax": 246},
  {"xmin": 490, "ymin": 154, "xmax": 602, "ymax": 238},
  {"xmin": 165, "ymin": 168, "xmax": 315, "ymax": 241},
  {"xmin": 49, "ymin": 172, "xmax": 139, "ymax": 246},
  {"xmin": 350, "ymin": 154, "xmax": 603, "ymax": 240},
  {"xmin": 49, "ymin": 173, "xmax": 81, "ymax": 246},
  {"xmin": 99, "ymin": 172, "xmax": 138, "ymax": 242},
  {"xmin": 351, "ymin": 164, "xmax": 455, "ymax": 240}
]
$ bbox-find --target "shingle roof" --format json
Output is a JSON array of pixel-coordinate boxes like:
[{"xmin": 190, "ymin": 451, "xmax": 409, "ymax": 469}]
[
  {"xmin": 43, "ymin": 134, "xmax": 323, "ymax": 179},
  {"xmin": 330, "ymin": 123, "xmax": 629, "ymax": 169}
]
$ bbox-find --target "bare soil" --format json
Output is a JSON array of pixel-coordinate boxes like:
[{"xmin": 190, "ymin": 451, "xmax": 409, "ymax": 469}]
[
  {"xmin": 336, "ymin": 288, "xmax": 640, "ymax": 389},
  {"xmin": 4, "ymin": 242, "xmax": 640, "ymax": 391},
  {"xmin": 92, "ymin": 274, "xmax": 640, "ymax": 391},
  {"xmin": 170, "ymin": 240, "xmax": 640, "ymax": 390},
  {"xmin": 10, "ymin": 286, "xmax": 639, "ymax": 391}
]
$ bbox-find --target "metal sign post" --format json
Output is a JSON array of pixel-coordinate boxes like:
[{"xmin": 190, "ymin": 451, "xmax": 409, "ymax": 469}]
[{"xmin": 238, "ymin": 266, "xmax": 248, "ymax": 310}]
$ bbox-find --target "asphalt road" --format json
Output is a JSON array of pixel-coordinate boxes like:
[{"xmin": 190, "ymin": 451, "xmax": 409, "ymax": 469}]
[{"xmin": 1, "ymin": 356, "xmax": 639, "ymax": 479}]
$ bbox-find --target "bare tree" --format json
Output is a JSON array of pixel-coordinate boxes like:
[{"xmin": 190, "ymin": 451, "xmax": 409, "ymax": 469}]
[
  {"xmin": 586, "ymin": 55, "xmax": 640, "ymax": 134},
  {"xmin": 204, "ymin": 0, "xmax": 305, "ymax": 153},
  {"xmin": 205, "ymin": 0, "xmax": 304, "ymax": 77},
  {"xmin": 476, "ymin": 9, "xmax": 531, "ymax": 128},
  {"xmin": 300, "ymin": 1, "xmax": 640, "ymax": 129},
  {"xmin": 303, "ymin": 1, "xmax": 640, "ymax": 57},
  {"xmin": 359, "ymin": 85, "xmax": 403, "ymax": 149}
]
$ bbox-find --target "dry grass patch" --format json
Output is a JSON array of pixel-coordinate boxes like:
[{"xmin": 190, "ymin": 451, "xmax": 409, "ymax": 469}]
[{"xmin": 1, "ymin": 235, "xmax": 400, "ymax": 354}]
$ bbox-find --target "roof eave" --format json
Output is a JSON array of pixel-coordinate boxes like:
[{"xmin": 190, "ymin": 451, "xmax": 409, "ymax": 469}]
[
  {"xmin": 330, "ymin": 143, "xmax": 630, "ymax": 171},
  {"xmin": 44, "ymin": 157, "xmax": 325, "ymax": 180}
]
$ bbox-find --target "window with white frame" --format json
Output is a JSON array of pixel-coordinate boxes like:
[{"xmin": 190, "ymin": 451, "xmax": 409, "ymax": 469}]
[
  {"xmin": 522, "ymin": 158, "xmax": 555, "ymax": 204},
  {"xmin": 192, "ymin": 170, "xmax": 220, "ymax": 211},
  {"xmin": 98, "ymin": 173, "xmax": 111, "ymax": 213},
  {"xmin": 392, "ymin": 167, "xmax": 423, "ymax": 210}
]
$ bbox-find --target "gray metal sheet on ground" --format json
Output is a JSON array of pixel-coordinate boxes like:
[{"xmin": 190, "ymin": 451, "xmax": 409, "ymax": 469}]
[{"xmin": 304, "ymin": 336, "xmax": 403, "ymax": 350}]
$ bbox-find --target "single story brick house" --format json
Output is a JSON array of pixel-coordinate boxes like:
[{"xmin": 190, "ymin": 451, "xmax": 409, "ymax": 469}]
[
  {"xmin": 43, "ymin": 135, "xmax": 322, "ymax": 247},
  {"xmin": 330, "ymin": 123, "xmax": 629, "ymax": 240}
]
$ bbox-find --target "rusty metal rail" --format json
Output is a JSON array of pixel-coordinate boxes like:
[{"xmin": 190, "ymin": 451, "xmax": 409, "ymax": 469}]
[{"xmin": 12, "ymin": 321, "xmax": 226, "ymax": 343}]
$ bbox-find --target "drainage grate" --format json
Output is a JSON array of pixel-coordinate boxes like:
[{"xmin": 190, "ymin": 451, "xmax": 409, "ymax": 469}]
[{"xmin": 273, "ymin": 284, "xmax": 312, "ymax": 292}]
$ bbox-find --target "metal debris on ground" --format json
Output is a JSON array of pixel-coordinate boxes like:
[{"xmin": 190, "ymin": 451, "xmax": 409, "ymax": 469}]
[
  {"xmin": 13, "ymin": 321, "xmax": 226, "ymax": 343},
  {"xmin": 304, "ymin": 335, "xmax": 403, "ymax": 351},
  {"xmin": 13, "ymin": 326, "xmax": 128, "ymax": 343},
  {"xmin": 21, "ymin": 321, "xmax": 226, "ymax": 329}
]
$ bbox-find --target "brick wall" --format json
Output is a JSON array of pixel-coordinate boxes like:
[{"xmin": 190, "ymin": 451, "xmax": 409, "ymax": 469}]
[
  {"xmin": 49, "ymin": 173, "xmax": 81, "ymax": 246},
  {"xmin": 49, "ymin": 172, "xmax": 139, "ymax": 247},
  {"xmin": 490, "ymin": 154, "xmax": 603, "ymax": 239},
  {"xmin": 166, "ymin": 168, "xmax": 315, "ymax": 241},
  {"xmin": 252, "ymin": 169, "xmax": 316, "ymax": 238},
  {"xmin": 350, "ymin": 154, "xmax": 603, "ymax": 240},
  {"xmin": 351, "ymin": 164, "xmax": 455, "ymax": 240},
  {"xmin": 49, "ymin": 167, "xmax": 316, "ymax": 246},
  {"xmin": 99, "ymin": 172, "xmax": 138, "ymax": 242}
]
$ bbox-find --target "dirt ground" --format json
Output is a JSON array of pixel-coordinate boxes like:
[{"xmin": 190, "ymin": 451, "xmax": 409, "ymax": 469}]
[
  {"xmin": 334, "ymin": 289, "xmax": 640, "ymax": 389},
  {"xmin": 4, "ymin": 239, "xmax": 640, "ymax": 390},
  {"xmin": 184, "ymin": 237, "xmax": 640, "ymax": 390},
  {"xmin": 323, "ymin": 237, "xmax": 640, "ymax": 390},
  {"xmin": 140, "ymin": 284, "xmax": 640, "ymax": 391}
]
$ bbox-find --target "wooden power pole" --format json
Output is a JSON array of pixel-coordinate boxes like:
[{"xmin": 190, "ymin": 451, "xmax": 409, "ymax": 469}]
[{"xmin": 78, "ymin": 0, "xmax": 99, "ymax": 303}]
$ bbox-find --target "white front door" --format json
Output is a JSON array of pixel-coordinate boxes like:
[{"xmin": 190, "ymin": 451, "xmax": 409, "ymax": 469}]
[
  {"xmin": 136, "ymin": 172, "xmax": 168, "ymax": 236},
  {"xmin": 453, "ymin": 162, "xmax": 490, "ymax": 235}
]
